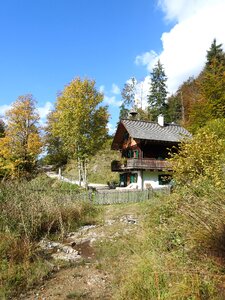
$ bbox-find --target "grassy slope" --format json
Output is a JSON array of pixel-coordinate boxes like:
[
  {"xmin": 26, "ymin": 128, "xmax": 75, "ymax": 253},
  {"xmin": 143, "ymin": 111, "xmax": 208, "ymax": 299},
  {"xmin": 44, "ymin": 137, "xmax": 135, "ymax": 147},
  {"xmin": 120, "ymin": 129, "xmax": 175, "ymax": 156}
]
[
  {"xmin": 95, "ymin": 185, "xmax": 225, "ymax": 299},
  {"xmin": 64, "ymin": 138, "xmax": 120, "ymax": 184},
  {"xmin": 2, "ymin": 173, "xmax": 225, "ymax": 299}
]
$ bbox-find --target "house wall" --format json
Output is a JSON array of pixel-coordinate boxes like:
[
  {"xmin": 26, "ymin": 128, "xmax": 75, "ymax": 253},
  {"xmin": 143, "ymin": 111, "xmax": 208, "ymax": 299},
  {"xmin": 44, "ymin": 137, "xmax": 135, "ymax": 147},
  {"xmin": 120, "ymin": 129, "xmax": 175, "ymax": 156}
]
[{"xmin": 137, "ymin": 170, "xmax": 170, "ymax": 189}]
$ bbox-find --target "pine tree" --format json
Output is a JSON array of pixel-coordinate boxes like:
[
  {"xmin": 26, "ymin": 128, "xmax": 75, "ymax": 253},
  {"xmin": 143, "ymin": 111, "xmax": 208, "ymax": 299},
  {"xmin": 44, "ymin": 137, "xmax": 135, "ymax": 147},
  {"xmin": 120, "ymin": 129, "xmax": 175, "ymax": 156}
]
[{"xmin": 148, "ymin": 60, "xmax": 168, "ymax": 121}]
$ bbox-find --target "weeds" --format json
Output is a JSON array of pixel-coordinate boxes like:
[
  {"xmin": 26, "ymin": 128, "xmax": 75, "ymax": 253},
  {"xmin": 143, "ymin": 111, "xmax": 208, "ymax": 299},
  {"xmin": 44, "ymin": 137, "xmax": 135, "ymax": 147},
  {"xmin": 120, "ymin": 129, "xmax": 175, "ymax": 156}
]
[
  {"xmin": 0, "ymin": 175, "xmax": 100, "ymax": 298},
  {"xmin": 94, "ymin": 182, "xmax": 225, "ymax": 299},
  {"xmin": 116, "ymin": 184, "xmax": 225, "ymax": 299}
]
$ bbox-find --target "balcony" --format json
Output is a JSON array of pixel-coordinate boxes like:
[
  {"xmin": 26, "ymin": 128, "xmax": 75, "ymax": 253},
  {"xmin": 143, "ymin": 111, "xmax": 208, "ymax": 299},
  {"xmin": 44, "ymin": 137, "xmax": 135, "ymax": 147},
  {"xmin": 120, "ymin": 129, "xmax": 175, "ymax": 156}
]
[{"xmin": 111, "ymin": 158, "xmax": 172, "ymax": 172}]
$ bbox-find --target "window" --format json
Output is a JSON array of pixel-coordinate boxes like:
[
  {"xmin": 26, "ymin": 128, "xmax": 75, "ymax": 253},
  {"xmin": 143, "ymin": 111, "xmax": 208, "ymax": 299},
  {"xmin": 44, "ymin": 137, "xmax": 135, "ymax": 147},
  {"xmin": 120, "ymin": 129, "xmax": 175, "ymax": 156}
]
[
  {"xmin": 127, "ymin": 150, "xmax": 132, "ymax": 158},
  {"xmin": 130, "ymin": 173, "xmax": 137, "ymax": 183},
  {"xmin": 133, "ymin": 150, "xmax": 139, "ymax": 158},
  {"xmin": 158, "ymin": 174, "xmax": 172, "ymax": 185}
]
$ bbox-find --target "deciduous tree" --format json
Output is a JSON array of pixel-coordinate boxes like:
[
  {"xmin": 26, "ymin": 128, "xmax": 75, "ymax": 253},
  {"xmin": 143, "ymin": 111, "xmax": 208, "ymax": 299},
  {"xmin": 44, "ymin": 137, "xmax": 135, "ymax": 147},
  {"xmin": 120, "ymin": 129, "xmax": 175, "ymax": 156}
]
[
  {"xmin": 44, "ymin": 110, "xmax": 68, "ymax": 168},
  {"xmin": 0, "ymin": 119, "xmax": 5, "ymax": 138},
  {"xmin": 169, "ymin": 121, "xmax": 225, "ymax": 188},
  {"xmin": 0, "ymin": 95, "xmax": 42, "ymax": 178},
  {"xmin": 119, "ymin": 77, "xmax": 137, "ymax": 119},
  {"xmin": 51, "ymin": 78, "xmax": 109, "ymax": 186}
]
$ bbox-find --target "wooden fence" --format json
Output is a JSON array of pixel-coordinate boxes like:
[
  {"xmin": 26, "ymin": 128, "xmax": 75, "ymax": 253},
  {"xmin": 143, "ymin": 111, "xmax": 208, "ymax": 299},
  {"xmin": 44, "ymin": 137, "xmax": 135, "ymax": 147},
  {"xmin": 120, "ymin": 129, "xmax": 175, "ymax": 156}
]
[
  {"xmin": 93, "ymin": 189, "xmax": 152, "ymax": 205},
  {"xmin": 30, "ymin": 187, "xmax": 170, "ymax": 205}
]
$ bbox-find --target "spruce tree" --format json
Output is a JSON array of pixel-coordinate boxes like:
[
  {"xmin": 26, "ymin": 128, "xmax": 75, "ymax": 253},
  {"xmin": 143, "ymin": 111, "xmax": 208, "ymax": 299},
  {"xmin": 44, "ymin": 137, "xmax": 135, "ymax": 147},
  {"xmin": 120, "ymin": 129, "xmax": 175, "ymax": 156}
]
[
  {"xmin": 206, "ymin": 38, "xmax": 225, "ymax": 70},
  {"xmin": 148, "ymin": 60, "xmax": 168, "ymax": 121}
]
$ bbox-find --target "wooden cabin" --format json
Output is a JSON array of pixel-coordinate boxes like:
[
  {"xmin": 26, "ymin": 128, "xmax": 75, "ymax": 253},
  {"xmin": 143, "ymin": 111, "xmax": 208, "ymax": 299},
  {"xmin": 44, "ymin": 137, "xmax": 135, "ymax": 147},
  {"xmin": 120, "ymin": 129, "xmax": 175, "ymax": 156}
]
[{"xmin": 111, "ymin": 115, "xmax": 191, "ymax": 189}]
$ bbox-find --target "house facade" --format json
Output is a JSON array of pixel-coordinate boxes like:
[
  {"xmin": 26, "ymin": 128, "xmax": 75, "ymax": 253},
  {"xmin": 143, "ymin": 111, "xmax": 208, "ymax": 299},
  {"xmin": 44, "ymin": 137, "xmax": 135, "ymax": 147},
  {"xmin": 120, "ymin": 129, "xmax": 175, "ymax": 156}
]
[{"xmin": 111, "ymin": 115, "xmax": 191, "ymax": 190}]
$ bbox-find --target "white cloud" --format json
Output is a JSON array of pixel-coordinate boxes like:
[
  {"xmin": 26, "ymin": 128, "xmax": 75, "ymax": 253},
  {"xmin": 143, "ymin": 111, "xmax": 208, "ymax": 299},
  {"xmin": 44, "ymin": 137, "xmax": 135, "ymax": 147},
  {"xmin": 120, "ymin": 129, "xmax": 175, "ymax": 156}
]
[
  {"xmin": 99, "ymin": 85, "xmax": 105, "ymax": 93},
  {"xmin": 158, "ymin": 0, "xmax": 221, "ymax": 22},
  {"xmin": 107, "ymin": 122, "xmax": 116, "ymax": 135},
  {"xmin": 136, "ymin": 0, "xmax": 225, "ymax": 94},
  {"xmin": 104, "ymin": 95, "xmax": 122, "ymax": 107},
  {"xmin": 0, "ymin": 104, "xmax": 11, "ymax": 117},
  {"xmin": 0, "ymin": 101, "xmax": 53, "ymax": 126},
  {"xmin": 111, "ymin": 83, "xmax": 120, "ymax": 95},
  {"xmin": 135, "ymin": 50, "xmax": 158, "ymax": 71},
  {"xmin": 37, "ymin": 101, "xmax": 54, "ymax": 126},
  {"xmin": 134, "ymin": 76, "xmax": 151, "ymax": 109}
]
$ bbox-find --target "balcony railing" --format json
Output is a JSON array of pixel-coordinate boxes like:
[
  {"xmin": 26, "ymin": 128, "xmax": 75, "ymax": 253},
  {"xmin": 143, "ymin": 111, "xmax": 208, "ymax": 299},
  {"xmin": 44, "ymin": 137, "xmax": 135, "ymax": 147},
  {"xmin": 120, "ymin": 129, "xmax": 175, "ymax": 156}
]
[{"xmin": 111, "ymin": 158, "xmax": 172, "ymax": 172}]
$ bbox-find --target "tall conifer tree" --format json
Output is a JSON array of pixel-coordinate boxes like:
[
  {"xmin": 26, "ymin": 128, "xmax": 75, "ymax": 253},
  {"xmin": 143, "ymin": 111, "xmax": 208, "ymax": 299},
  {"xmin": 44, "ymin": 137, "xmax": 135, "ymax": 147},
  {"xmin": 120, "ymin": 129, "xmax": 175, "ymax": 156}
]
[{"xmin": 148, "ymin": 60, "xmax": 168, "ymax": 121}]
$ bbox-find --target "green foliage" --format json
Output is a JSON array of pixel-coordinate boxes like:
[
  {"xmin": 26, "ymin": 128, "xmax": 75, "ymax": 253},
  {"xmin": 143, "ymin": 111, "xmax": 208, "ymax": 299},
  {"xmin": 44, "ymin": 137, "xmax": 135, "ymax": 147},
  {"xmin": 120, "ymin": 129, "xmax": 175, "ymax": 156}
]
[
  {"xmin": 206, "ymin": 38, "xmax": 225, "ymax": 70},
  {"xmin": 183, "ymin": 40, "xmax": 225, "ymax": 132},
  {"xmin": 202, "ymin": 118, "xmax": 225, "ymax": 140},
  {"xmin": 175, "ymin": 77, "xmax": 200, "ymax": 128},
  {"xmin": 49, "ymin": 77, "xmax": 109, "ymax": 186},
  {"xmin": 166, "ymin": 94, "xmax": 182, "ymax": 123},
  {"xmin": 64, "ymin": 138, "xmax": 120, "ymax": 184},
  {"xmin": 119, "ymin": 103, "xmax": 130, "ymax": 119},
  {"xmin": 95, "ymin": 185, "xmax": 225, "ymax": 299},
  {"xmin": 44, "ymin": 110, "xmax": 68, "ymax": 167},
  {"xmin": 52, "ymin": 77, "xmax": 108, "ymax": 160},
  {"xmin": 169, "ymin": 123, "xmax": 225, "ymax": 188},
  {"xmin": 148, "ymin": 60, "xmax": 168, "ymax": 121},
  {"xmin": 200, "ymin": 59, "xmax": 225, "ymax": 119}
]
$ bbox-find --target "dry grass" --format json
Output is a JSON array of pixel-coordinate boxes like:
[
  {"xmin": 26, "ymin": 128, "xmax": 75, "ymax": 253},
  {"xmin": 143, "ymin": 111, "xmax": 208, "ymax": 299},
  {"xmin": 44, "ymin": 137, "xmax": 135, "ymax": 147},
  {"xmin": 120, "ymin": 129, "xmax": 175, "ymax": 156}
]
[
  {"xmin": 0, "ymin": 175, "xmax": 101, "ymax": 299},
  {"xmin": 94, "ymin": 184, "xmax": 225, "ymax": 299}
]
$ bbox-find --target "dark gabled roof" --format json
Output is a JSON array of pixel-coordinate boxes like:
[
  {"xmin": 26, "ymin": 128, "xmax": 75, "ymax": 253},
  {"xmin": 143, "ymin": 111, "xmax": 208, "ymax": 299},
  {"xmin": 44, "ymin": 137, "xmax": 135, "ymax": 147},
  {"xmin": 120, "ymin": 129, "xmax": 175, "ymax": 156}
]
[{"xmin": 111, "ymin": 119, "xmax": 191, "ymax": 150}]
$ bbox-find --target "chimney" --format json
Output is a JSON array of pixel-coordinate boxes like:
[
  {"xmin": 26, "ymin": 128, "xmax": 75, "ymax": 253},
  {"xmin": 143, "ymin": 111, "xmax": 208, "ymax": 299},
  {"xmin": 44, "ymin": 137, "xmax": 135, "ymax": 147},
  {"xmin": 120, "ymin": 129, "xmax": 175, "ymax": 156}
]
[
  {"xmin": 157, "ymin": 114, "xmax": 164, "ymax": 126},
  {"xmin": 129, "ymin": 108, "xmax": 138, "ymax": 119}
]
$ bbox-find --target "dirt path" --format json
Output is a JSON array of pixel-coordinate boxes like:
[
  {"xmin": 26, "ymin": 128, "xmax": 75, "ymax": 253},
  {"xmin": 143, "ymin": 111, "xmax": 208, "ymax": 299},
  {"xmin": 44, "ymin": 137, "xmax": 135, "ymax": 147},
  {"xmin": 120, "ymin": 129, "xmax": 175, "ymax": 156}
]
[
  {"xmin": 23, "ymin": 262, "xmax": 112, "ymax": 300},
  {"xmin": 20, "ymin": 204, "xmax": 142, "ymax": 300}
]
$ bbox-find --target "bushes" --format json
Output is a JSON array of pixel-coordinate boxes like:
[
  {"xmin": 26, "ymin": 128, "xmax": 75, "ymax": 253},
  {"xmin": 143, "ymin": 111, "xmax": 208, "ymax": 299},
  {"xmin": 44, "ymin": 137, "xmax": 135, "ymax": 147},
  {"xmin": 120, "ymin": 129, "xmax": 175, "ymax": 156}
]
[{"xmin": 169, "ymin": 119, "xmax": 225, "ymax": 189}]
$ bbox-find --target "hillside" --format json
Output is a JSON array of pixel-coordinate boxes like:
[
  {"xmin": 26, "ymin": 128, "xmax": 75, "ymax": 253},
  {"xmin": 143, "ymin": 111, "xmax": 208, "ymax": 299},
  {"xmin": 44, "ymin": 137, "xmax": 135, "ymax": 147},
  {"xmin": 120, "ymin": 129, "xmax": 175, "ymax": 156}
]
[
  {"xmin": 63, "ymin": 138, "xmax": 120, "ymax": 184},
  {"xmin": 20, "ymin": 183, "xmax": 225, "ymax": 300}
]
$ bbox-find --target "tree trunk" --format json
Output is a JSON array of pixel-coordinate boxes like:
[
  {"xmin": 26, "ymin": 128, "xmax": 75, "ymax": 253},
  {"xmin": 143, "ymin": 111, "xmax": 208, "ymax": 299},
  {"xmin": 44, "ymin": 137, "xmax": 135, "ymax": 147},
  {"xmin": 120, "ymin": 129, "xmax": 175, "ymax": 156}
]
[
  {"xmin": 78, "ymin": 157, "xmax": 82, "ymax": 186},
  {"xmin": 83, "ymin": 158, "xmax": 88, "ymax": 189}
]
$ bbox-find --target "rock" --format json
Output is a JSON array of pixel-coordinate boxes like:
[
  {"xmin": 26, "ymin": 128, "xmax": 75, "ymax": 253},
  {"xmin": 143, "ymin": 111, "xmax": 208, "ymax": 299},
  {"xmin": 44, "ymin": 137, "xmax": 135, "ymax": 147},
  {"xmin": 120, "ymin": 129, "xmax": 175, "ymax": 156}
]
[
  {"xmin": 38, "ymin": 238, "xmax": 81, "ymax": 262},
  {"xmin": 52, "ymin": 252, "xmax": 81, "ymax": 262},
  {"xmin": 120, "ymin": 215, "xmax": 138, "ymax": 224}
]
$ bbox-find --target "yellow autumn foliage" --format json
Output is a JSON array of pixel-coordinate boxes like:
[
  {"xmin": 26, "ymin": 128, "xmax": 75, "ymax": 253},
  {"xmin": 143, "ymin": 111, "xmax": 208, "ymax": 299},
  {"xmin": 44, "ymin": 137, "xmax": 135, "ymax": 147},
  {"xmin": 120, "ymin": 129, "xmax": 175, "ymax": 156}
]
[
  {"xmin": 169, "ymin": 122, "xmax": 225, "ymax": 189},
  {"xmin": 0, "ymin": 95, "xmax": 42, "ymax": 178}
]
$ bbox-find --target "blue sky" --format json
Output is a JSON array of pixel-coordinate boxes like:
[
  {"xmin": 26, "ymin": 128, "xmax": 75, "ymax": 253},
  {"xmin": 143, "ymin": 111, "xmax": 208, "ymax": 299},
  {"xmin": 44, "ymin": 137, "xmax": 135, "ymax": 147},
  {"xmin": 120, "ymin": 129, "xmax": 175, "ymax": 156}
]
[{"xmin": 0, "ymin": 0, "xmax": 224, "ymax": 133}]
